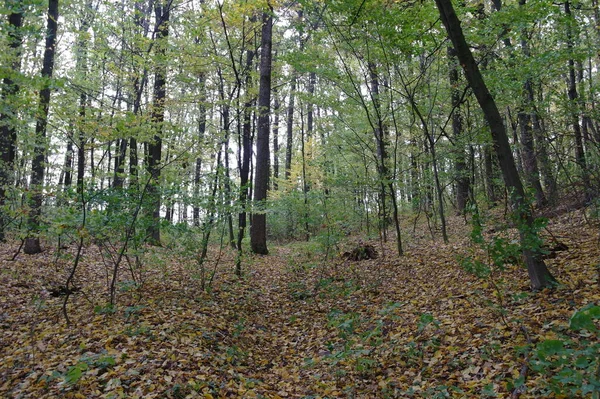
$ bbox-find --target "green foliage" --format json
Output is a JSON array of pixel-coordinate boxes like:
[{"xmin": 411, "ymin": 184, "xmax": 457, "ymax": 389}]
[
  {"xmin": 417, "ymin": 313, "xmax": 439, "ymax": 334},
  {"xmin": 327, "ymin": 309, "xmax": 360, "ymax": 339},
  {"xmin": 61, "ymin": 351, "xmax": 116, "ymax": 385},
  {"xmin": 461, "ymin": 204, "xmax": 546, "ymax": 280},
  {"xmin": 94, "ymin": 303, "xmax": 117, "ymax": 315},
  {"xmin": 530, "ymin": 305, "xmax": 600, "ymax": 396},
  {"xmin": 570, "ymin": 304, "xmax": 600, "ymax": 332},
  {"xmin": 287, "ymin": 281, "xmax": 312, "ymax": 300}
]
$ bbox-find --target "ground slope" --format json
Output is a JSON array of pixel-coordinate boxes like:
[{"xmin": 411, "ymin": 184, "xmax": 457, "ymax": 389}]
[{"xmin": 0, "ymin": 211, "xmax": 598, "ymax": 398}]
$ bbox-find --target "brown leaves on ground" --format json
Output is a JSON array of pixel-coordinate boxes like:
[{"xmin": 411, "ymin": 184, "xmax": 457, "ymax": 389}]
[{"xmin": 0, "ymin": 210, "xmax": 599, "ymax": 398}]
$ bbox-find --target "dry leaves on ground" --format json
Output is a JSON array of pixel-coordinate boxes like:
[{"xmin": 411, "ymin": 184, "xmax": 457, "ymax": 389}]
[{"xmin": 1, "ymin": 210, "xmax": 599, "ymax": 398}]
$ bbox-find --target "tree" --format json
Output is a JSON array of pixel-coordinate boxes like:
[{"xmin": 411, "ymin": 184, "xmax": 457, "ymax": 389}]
[
  {"xmin": 435, "ymin": 0, "xmax": 556, "ymax": 290},
  {"xmin": 146, "ymin": 0, "xmax": 171, "ymax": 245},
  {"xmin": 24, "ymin": 0, "xmax": 59, "ymax": 255},
  {"xmin": 517, "ymin": 0, "xmax": 546, "ymax": 207},
  {"xmin": 236, "ymin": 28, "xmax": 256, "ymax": 272},
  {"xmin": 250, "ymin": 6, "xmax": 273, "ymax": 255},
  {"xmin": 0, "ymin": 1, "xmax": 24, "ymax": 242},
  {"xmin": 448, "ymin": 47, "xmax": 470, "ymax": 215}
]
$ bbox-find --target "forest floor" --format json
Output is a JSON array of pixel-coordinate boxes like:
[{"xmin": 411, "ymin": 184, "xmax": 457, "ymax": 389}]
[{"xmin": 0, "ymin": 208, "xmax": 599, "ymax": 398}]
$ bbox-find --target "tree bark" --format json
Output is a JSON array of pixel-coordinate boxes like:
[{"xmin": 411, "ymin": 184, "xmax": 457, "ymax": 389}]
[
  {"xmin": 435, "ymin": 0, "xmax": 555, "ymax": 289},
  {"xmin": 193, "ymin": 74, "xmax": 206, "ymax": 227},
  {"xmin": 449, "ymin": 47, "xmax": 470, "ymax": 215},
  {"xmin": 272, "ymin": 87, "xmax": 280, "ymax": 190},
  {"xmin": 25, "ymin": 0, "xmax": 59, "ymax": 255},
  {"xmin": 0, "ymin": 4, "xmax": 24, "ymax": 241},
  {"xmin": 236, "ymin": 44, "xmax": 255, "ymax": 266},
  {"xmin": 146, "ymin": 0, "xmax": 170, "ymax": 245},
  {"xmin": 74, "ymin": 2, "xmax": 93, "ymax": 195},
  {"xmin": 285, "ymin": 75, "xmax": 296, "ymax": 180},
  {"xmin": 517, "ymin": 0, "xmax": 546, "ymax": 207},
  {"xmin": 250, "ymin": 9, "xmax": 273, "ymax": 255},
  {"xmin": 565, "ymin": 0, "xmax": 590, "ymax": 201},
  {"xmin": 61, "ymin": 138, "xmax": 74, "ymax": 190}
]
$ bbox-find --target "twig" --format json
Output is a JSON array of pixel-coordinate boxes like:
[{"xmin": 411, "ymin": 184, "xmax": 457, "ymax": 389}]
[{"xmin": 10, "ymin": 239, "xmax": 24, "ymax": 261}]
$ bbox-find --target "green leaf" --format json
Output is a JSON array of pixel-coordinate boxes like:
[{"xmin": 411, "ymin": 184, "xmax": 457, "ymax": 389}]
[
  {"xmin": 569, "ymin": 305, "xmax": 600, "ymax": 333},
  {"xmin": 537, "ymin": 340, "xmax": 564, "ymax": 357},
  {"xmin": 65, "ymin": 362, "xmax": 87, "ymax": 385}
]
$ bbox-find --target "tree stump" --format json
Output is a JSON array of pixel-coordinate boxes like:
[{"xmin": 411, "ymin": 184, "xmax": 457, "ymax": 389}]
[{"xmin": 343, "ymin": 244, "xmax": 378, "ymax": 261}]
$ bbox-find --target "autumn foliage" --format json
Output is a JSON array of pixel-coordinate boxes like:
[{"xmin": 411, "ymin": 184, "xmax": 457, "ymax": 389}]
[{"xmin": 1, "ymin": 211, "xmax": 599, "ymax": 398}]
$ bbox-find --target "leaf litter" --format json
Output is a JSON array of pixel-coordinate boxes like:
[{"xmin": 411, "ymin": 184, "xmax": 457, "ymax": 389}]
[{"xmin": 0, "ymin": 210, "xmax": 599, "ymax": 398}]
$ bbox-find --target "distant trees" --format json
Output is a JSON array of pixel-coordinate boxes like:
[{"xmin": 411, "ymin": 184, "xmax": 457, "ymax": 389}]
[
  {"xmin": 0, "ymin": 0, "xmax": 596, "ymax": 287},
  {"xmin": 435, "ymin": 0, "xmax": 555, "ymax": 289}
]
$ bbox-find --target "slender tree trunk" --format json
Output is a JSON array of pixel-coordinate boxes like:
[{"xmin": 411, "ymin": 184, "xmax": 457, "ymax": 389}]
[
  {"xmin": 129, "ymin": 137, "xmax": 138, "ymax": 190},
  {"xmin": 250, "ymin": 9, "xmax": 273, "ymax": 255},
  {"xmin": 146, "ymin": 0, "xmax": 170, "ymax": 245},
  {"xmin": 128, "ymin": 3, "xmax": 151, "ymax": 192},
  {"xmin": 517, "ymin": 0, "xmax": 546, "ymax": 207},
  {"xmin": 0, "ymin": 4, "xmax": 24, "ymax": 241},
  {"xmin": 484, "ymin": 146, "xmax": 499, "ymax": 205},
  {"xmin": 75, "ymin": 11, "xmax": 91, "ymax": 195},
  {"xmin": 449, "ymin": 47, "xmax": 470, "ymax": 215},
  {"xmin": 236, "ymin": 45, "xmax": 256, "ymax": 274},
  {"xmin": 508, "ymin": 109, "xmax": 524, "ymax": 175},
  {"xmin": 565, "ymin": 0, "xmax": 590, "ymax": 200},
  {"xmin": 412, "ymin": 101, "xmax": 448, "ymax": 243},
  {"xmin": 435, "ymin": 0, "xmax": 556, "ymax": 289},
  {"xmin": 307, "ymin": 71, "xmax": 315, "ymax": 137},
  {"xmin": 77, "ymin": 91, "xmax": 86, "ymax": 195},
  {"xmin": 272, "ymin": 87, "xmax": 280, "ymax": 190},
  {"xmin": 24, "ymin": 0, "xmax": 59, "ymax": 254},
  {"xmin": 285, "ymin": 76, "xmax": 296, "ymax": 179},
  {"xmin": 368, "ymin": 63, "xmax": 388, "ymax": 242},
  {"xmin": 193, "ymin": 75, "xmax": 206, "ymax": 227},
  {"xmin": 300, "ymin": 107, "xmax": 310, "ymax": 241},
  {"xmin": 410, "ymin": 137, "xmax": 419, "ymax": 211},
  {"xmin": 113, "ymin": 138, "xmax": 127, "ymax": 189},
  {"xmin": 531, "ymin": 108, "xmax": 556, "ymax": 203},
  {"xmin": 222, "ymin": 125, "xmax": 235, "ymax": 249},
  {"xmin": 62, "ymin": 138, "xmax": 74, "ymax": 191}
]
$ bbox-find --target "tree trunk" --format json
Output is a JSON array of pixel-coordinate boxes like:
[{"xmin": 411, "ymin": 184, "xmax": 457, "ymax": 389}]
[
  {"xmin": 223, "ymin": 131, "xmax": 235, "ymax": 249},
  {"xmin": 113, "ymin": 138, "xmax": 127, "ymax": 189},
  {"xmin": 368, "ymin": 63, "xmax": 388, "ymax": 242},
  {"xmin": 531, "ymin": 107, "xmax": 556, "ymax": 203},
  {"xmin": 285, "ymin": 75, "xmax": 296, "ymax": 180},
  {"xmin": 300, "ymin": 107, "xmax": 310, "ymax": 241},
  {"xmin": 565, "ymin": 0, "xmax": 590, "ymax": 201},
  {"xmin": 307, "ymin": 71, "xmax": 315, "ymax": 137},
  {"xmin": 74, "ymin": 2, "xmax": 93, "ymax": 195},
  {"xmin": 193, "ymin": 74, "xmax": 206, "ymax": 227},
  {"xmin": 517, "ymin": 0, "xmax": 546, "ymax": 207},
  {"xmin": 518, "ymin": 104, "xmax": 546, "ymax": 206},
  {"xmin": 236, "ymin": 44, "xmax": 255, "ymax": 275},
  {"xmin": 62, "ymin": 138, "xmax": 74, "ymax": 190},
  {"xmin": 0, "ymin": 4, "xmax": 24, "ymax": 241},
  {"xmin": 146, "ymin": 0, "xmax": 170, "ymax": 245},
  {"xmin": 484, "ymin": 146, "xmax": 498, "ymax": 205},
  {"xmin": 250, "ymin": 9, "xmax": 273, "ymax": 255},
  {"xmin": 24, "ymin": 0, "xmax": 59, "ymax": 255},
  {"xmin": 435, "ymin": 0, "xmax": 556, "ymax": 290},
  {"xmin": 272, "ymin": 87, "xmax": 280, "ymax": 190},
  {"xmin": 449, "ymin": 47, "xmax": 470, "ymax": 215}
]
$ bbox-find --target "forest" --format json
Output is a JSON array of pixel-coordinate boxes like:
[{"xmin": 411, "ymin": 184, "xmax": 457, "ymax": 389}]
[{"xmin": 0, "ymin": 0, "xmax": 599, "ymax": 397}]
